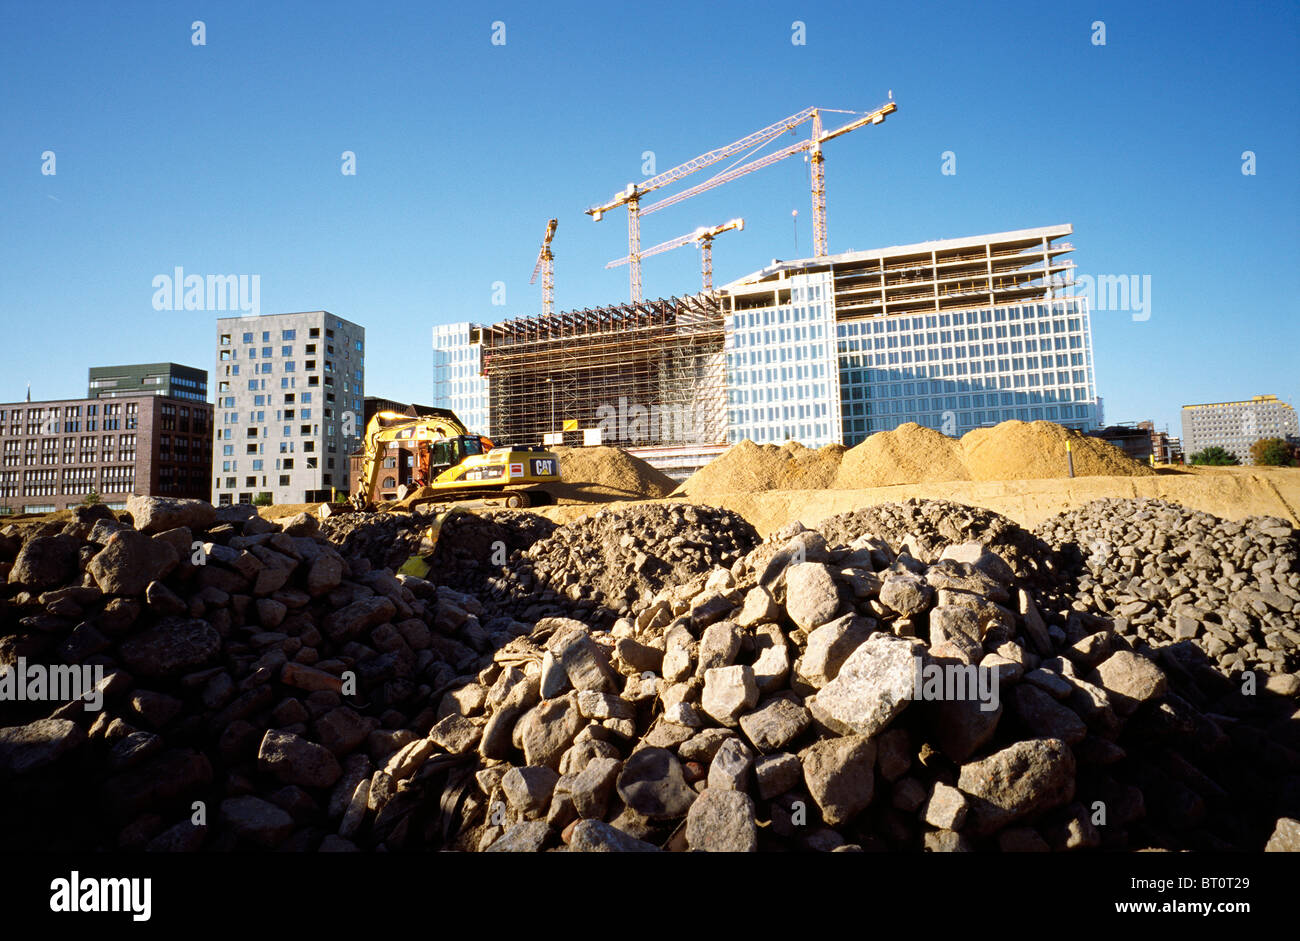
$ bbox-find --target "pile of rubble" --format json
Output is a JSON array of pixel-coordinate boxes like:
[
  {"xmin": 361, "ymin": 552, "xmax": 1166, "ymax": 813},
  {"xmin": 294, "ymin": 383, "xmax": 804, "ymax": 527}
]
[
  {"xmin": 0, "ymin": 495, "xmax": 1296, "ymax": 853},
  {"xmin": 320, "ymin": 508, "xmax": 554, "ymax": 578},
  {"xmin": 482, "ymin": 504, "xmax": 760, "ymax": 628},
  {"xmin": 1035, "ymin": 499, "xmax": 1299, "ymax": 677}
]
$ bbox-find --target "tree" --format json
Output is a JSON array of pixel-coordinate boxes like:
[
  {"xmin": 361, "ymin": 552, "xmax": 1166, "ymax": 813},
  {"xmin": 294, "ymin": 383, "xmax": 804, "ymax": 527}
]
[
  {"xmin": 1250, "ymin": 437, "xmax": 1298, "ymax": 466},
  {"xmin": 1189, "ymin": 446, "xmax": 1239, "ymax": 466},
  {"xmin": 252, "ymin": 492, "xmax": 273, "ymax": 507},
  {"xmin": 82, "ymin": 490, "xmax": 100, "ymax": 506}
]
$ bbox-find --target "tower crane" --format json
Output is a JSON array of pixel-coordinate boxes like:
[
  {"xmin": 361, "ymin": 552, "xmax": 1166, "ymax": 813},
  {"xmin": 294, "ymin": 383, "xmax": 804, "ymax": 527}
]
[
  {"xmin": 640, "ymin": 101, "xmax": 897, "ymax": 259},
  {"xmin": 529, "ymin": 218, "xmax": 558, "ymax": 315},
  {"xmin": 585, "ymin": 108, "xmax": 819, "ymax": 302},
  {"xmin": 605, "ymin": 218, "xmax": 744, "ymax": 292}
]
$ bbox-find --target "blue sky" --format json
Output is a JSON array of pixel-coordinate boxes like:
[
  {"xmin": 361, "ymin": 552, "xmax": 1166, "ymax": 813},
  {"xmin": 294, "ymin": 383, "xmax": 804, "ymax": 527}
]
[{"xmin": 2, "ymin": 0, "xmax": 1296, "ymax": 439}]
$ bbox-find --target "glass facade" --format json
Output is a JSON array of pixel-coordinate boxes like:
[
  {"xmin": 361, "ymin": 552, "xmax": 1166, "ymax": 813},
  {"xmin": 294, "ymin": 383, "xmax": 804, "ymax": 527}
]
[
  {"xmin": 837, "ymin": 298, "xmax": 1099, "ymax": 445},
  {"xmin": 432, "ymin": 322, "xmax": 490, "ymax": 434},
  {"xmin": 724, "ymin": 272, "xmax": 841, "ymax": 447}
]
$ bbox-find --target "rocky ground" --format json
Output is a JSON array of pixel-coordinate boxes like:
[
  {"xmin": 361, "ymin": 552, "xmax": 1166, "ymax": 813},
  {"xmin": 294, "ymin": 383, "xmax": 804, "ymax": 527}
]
[{"xmin": 0, "ymin": 494, "xmax": 1296, "ymax": 853}]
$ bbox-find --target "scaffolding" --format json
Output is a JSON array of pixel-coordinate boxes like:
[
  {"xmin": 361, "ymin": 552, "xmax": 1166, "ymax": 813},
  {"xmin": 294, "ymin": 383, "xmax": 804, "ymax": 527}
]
[{"xmin": 481, "ymin": 294, "xmax": 726, "ymax": 448}]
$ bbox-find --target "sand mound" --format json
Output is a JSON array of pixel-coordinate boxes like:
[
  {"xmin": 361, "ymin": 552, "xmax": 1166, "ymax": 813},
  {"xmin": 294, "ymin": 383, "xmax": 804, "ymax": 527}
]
[
  {"xmin": 833, "ymin": 422, "xmax": 970, "ymax": 488},
  {"xmin": 673, "ymin": 439, "xmax": 846, "ymax": 499},
  {"xmin": 548, "ymin": 446, "xmax": 677, "ymax": 503},
  {"xmin": 962, "ymin": 420, "xmax": 1155, "ymax": 480}
]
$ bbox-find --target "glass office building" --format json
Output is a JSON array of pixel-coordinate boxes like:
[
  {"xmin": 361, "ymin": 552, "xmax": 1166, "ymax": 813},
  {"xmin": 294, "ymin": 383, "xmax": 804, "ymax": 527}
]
[
  {"xmin": 430, "ymin": 225, "xmax": 1101, "ymax": 451},
  {"xmin": 724, "ymin": 271, "xmax": 841, "ymax": 446},
  {"xmin": 432, "ymin": 322, "xmax": 490, "ymax": 434}
]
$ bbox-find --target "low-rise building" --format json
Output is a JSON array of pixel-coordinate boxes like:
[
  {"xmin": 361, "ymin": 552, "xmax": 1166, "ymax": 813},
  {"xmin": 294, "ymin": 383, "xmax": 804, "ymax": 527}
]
[{"xmin": 0, "ymin": 366, "xmax": 212, "ymax": 514}]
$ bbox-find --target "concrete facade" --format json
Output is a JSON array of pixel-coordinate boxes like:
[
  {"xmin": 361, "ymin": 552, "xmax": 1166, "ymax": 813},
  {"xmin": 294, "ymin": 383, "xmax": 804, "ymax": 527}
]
[
  {"xmin": 214, "ymin": 311, "xmax": 364, "ymax": 505},
  {"xmin": 1181, "ymin": 395, "xmax": 1299, "ymax": 463}
]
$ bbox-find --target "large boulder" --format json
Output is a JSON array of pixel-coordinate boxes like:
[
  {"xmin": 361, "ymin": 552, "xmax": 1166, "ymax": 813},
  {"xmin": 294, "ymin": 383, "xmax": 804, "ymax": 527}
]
[
  {"xmin": 118, "ymin": 618, "xmax": 221, "ymax": 678},
  {"xmin": 87, "ymin": 530, "xmax": 179, "ymax": 596},
  {"xmin": 956, "ymin": 738, "xmax": 1076, "ymax": 836},
  {"xmin": 7, "ymin": 535, "xmax": 81, "ymax": 590},
  {"xmin": 126, "ymin": 496, "xmax": 216, "ymax": 535}
]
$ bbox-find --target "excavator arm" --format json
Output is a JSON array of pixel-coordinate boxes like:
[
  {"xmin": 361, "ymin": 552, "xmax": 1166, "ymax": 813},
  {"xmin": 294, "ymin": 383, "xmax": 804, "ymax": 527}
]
[{"xmin": 352, "ymin": 409, "xmax": 470, "ymax": 510}]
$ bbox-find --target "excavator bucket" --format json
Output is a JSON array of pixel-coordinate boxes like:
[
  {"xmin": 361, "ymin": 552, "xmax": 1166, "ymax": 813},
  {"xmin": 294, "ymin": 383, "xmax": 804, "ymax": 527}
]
[{"xmin": 396, "ymin": 510, "xmax": 452, "ymax": 577}]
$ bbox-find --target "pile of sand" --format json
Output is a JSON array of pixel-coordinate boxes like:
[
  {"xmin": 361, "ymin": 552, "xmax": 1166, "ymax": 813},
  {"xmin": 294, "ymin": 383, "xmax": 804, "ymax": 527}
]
[
  {"xmin": 548, "ymin": 446, "xmax": 677, "ymax": 503},
  {"xmin": 833, "ymin": 422, "xmax": 970, "ymax": 488},
  {"xmin": 672, "ymin": 439, "xmax": 847, "ymax": 500},
  {"xmin": 962, "ymin": 420, "xmax": 1155, "ymax": 481},
  {"xmin": 677, "ymin": 420, "xmax": 1154, "ymax": 497}
]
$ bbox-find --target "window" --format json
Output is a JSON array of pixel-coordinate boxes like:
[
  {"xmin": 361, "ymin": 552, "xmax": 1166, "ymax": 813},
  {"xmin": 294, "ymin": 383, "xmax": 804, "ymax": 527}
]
[{"xmin": 282, "ymin": 329, "xmax": 296, "ymax": 341}]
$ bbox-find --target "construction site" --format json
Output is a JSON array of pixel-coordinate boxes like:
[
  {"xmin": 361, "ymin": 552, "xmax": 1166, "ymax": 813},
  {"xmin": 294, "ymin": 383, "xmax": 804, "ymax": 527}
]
[{"xmin": 2, "ymin": 92, "xmax": 1298, "ymax": 862}]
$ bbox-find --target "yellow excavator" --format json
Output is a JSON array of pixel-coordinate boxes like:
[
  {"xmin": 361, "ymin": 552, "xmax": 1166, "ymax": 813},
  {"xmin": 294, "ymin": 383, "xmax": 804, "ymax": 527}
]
[{"xmin": 351, "ymin": 407, "xmax": 562, "ymax": 511}]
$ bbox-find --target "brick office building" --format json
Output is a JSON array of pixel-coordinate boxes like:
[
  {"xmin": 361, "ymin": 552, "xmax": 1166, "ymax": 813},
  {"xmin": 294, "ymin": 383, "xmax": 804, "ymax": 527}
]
[{"xmin": 0, "ymin": 366, "xmax": 212, "ymax": 514}]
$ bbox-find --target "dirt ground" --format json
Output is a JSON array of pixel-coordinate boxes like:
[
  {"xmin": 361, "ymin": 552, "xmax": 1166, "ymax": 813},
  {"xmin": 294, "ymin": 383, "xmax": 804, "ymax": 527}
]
[{"xmin": 528, "ymin": 465, "xmax": 1300, "ymax": 538}]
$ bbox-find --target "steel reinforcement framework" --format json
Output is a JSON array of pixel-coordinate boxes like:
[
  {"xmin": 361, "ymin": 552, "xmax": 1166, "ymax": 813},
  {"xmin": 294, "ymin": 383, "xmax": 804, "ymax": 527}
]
[{"xmin": 480, "ymin": 294, "xmax": 726, "ymax": 448}]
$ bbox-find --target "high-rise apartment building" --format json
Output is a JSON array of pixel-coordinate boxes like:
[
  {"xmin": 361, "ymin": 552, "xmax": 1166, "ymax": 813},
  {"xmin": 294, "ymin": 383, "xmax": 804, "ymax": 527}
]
[
  {"xmin": 1181, "ymin": 395, "xmax": 1298, "ymax": 463},
  {"xmin": 213, "ymin": 312, "xmax": 364, "ymax": 505}
]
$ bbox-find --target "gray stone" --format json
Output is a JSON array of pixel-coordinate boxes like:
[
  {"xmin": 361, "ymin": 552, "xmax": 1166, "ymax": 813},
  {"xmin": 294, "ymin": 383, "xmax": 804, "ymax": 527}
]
[
  {"xmin": 685, "ymin": 788, "xmax": 758, "ymax": 852},
  {"xmin": 615, "ymin": 747, "xmax": 696, "ymax": 820},
  {"xmin": 701, "ymin": 664, "xmax": 758, "ymax": 726},
  {"xmin": 800, "ymin": 734, "xmax": 876, "ymax": 827},
  {"xmin": 568, "ymin": 819, "xmax": 659, "ymax": 852},
  {"xmin": 486, "ymin": 820, "xmax": 551, "ymax": 852},
  {"xmin": 696, "ymin": 621, "xmax": 742, "ymax": 673},
  {"xmin": 575, "ymin": 689, "xmax": 635, "ymax": 721},
  {"xmin": 799, "ymin": 613, "xmax": 874, "ymax": 688},
  {"xmin": 257, "ymin": 729, "xmax": 342, "ymax": 789},
  {"xmin": 220, "ymin": 796, "xmax": 293, "ymax": 848},
  {"xmin": 707, "ymin": 736, "xmax": 754, "ymax": 791},
  {"xmin": 784, "ymin": 562, "xmax": 842, "ymax": 630},
  {"xmin": 754, "ymin": 752, "xmax": 802, "ymax": 799},
  {"xmin": 928, "ymin": 605, "xmax": 985, "ymax": 664},
  {"xmin": 516, "ymin": 693, "xmax": 585, "ymax": 769},
  {"xmin": 809, "ymin": 632, "xmax": 919, "ymax": 737},
  {"xmin": 559, "ymin": 755, "xmax": 621, "ymax": 820},
  {"xmin": 678, "ymin": 728, "xmax": 736, "ymax": 765},
  {"xmin": 939, "ymin": 542, "xmax": 1015, "ymax": 584},
  {"xmin": 118, "ymin": 618, "xmax": 221, "ymax": 677},
  {"xmin": 87, "ymin": 531, "xmax": 180, "ymax": 596},
  {"xmin": 502, "ymin": 765, "xmax": 561, "ymax": 818},
  {"xmin": 7, "ymin": 535, "xmax": 80, "ymax": 590},
  {"xmin": 930, "ymin": 695, "xmax": 1003, "ymax": 763},
  {"xmin": 1265, "ymin": 817, "xmax": 1300, "ymax": 852},
  {"xmin": 1011, "ymin": 684, "xmax": 1086, "ymax": 745},
  {"xmin": 736, "ymin": 586, "xmax": 780, "ymax": 627},
  {"xmin": 739, "ymin": 696, "xmax": 811, "ymax": 752},
  {"xmin": 126, "ymin": 495, "xmax": 216, "ymax": 535},
  {"xmin": 957, "ymin": 738, "xmax": 1076, "ymax": 836},
  {"xmin": 878, "ymin": 572, "xmax": 934, "ymax": 618},
  {"xmin": 923, "ymin": 782, "xmax": 969, "ymax": 830},
  {"xmin": 0, "ymin": 718, "xmax": 86, "ymax": 774},
  {"xmin": 323, "ymin": 597, "xmax": 396, "ymax": 642},
  {"xmin": 1092, "ymin": 650, "xmax": 1167, "ymax": 715},
  {"xmin": 428, "ymin": 713, "xmax": 484, "ymax": 755},
  {"xmin": 547, "ymin": 622, "xmax": 618, "ymax": 693}
]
